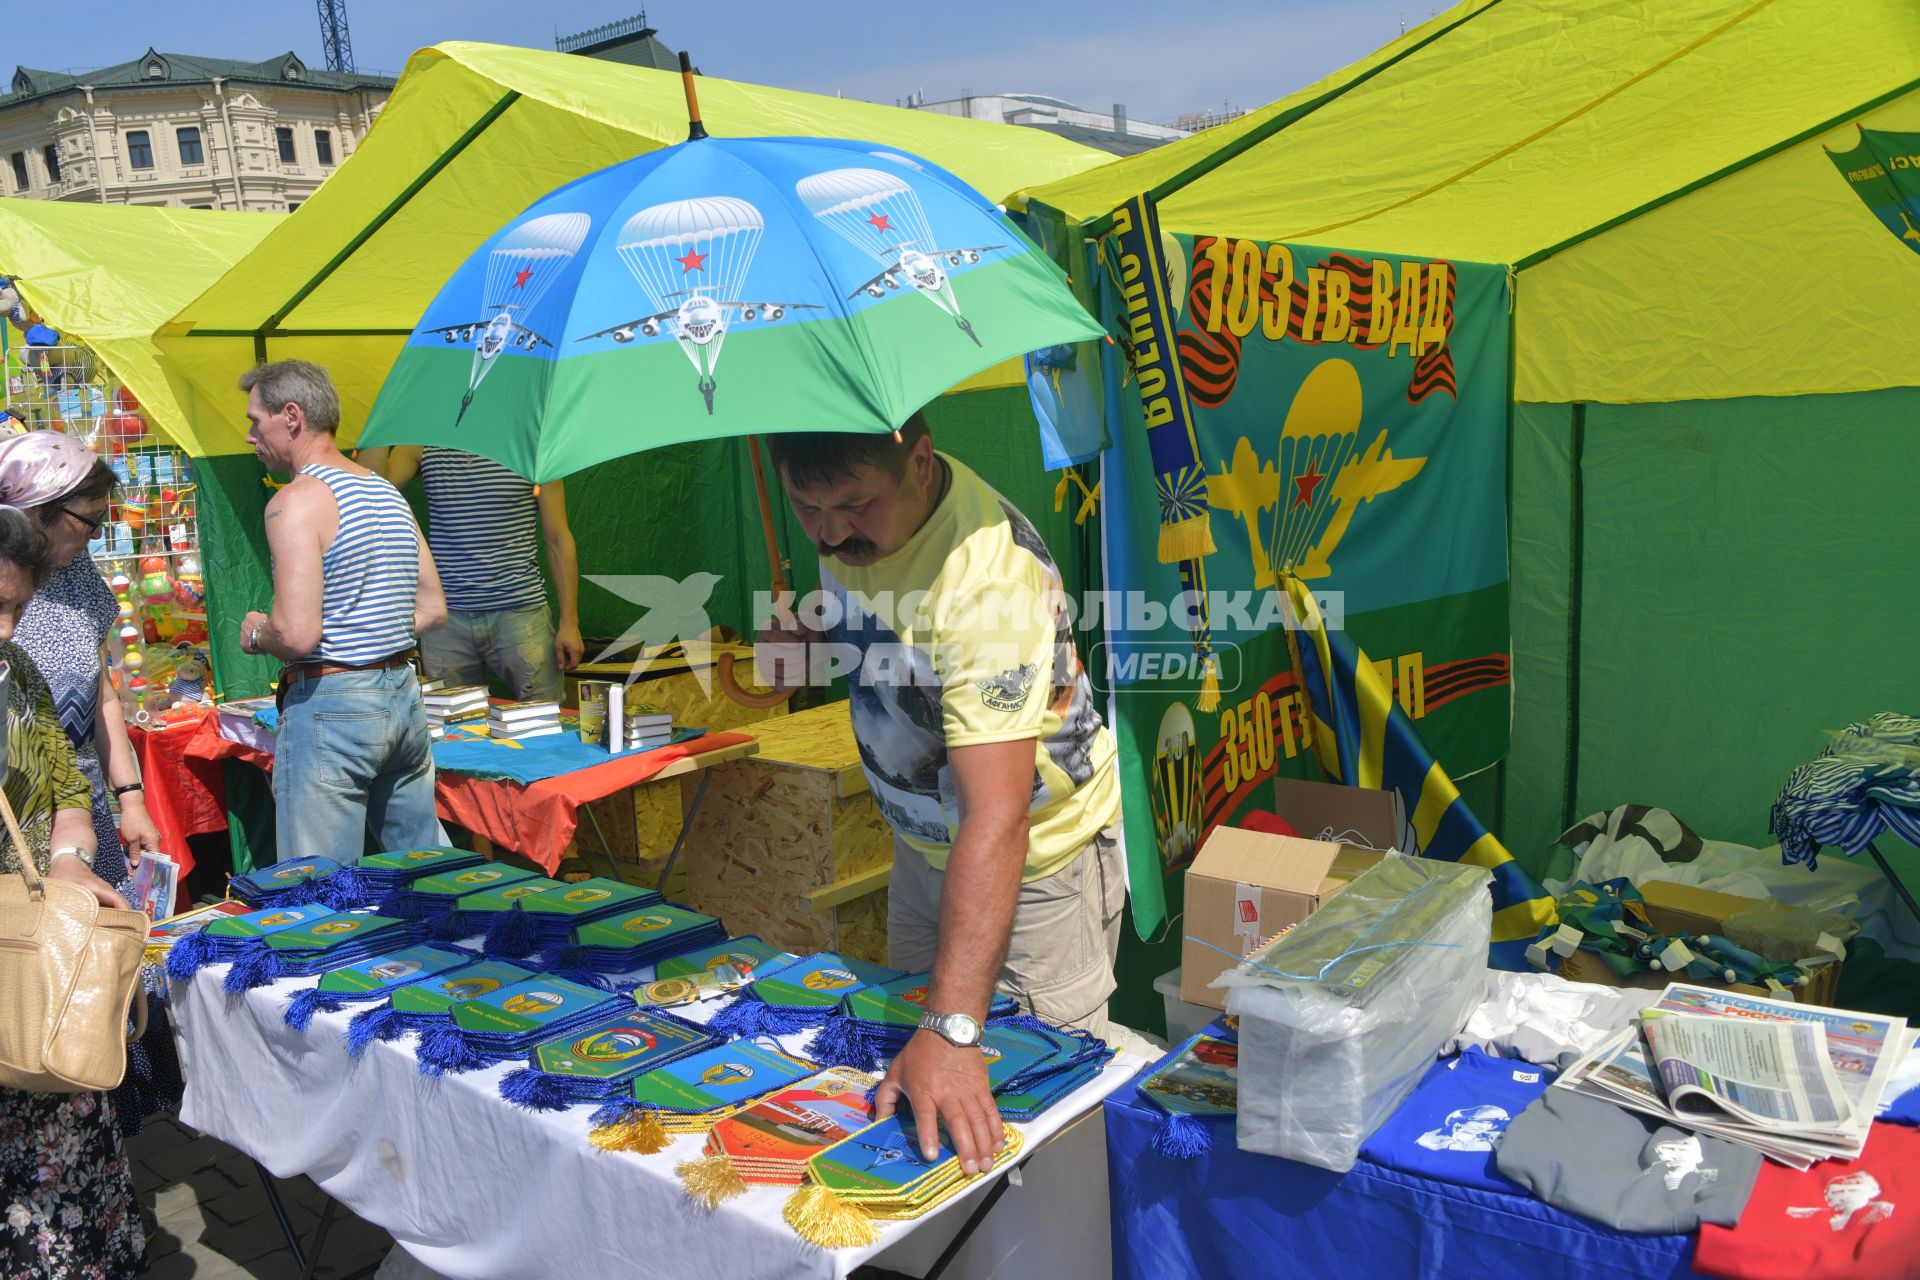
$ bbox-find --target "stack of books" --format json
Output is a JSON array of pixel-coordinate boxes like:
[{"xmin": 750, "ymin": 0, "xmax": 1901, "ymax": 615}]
[
  {"xmin": 621, "ymin": 701, "xmax": 675, "ymax": 751},
  {"xmin": 488, "ymin": 698, "xmax": 564, "ymax": 741},
  {"xmin": 424, "ymin": 684, "xmax": 488, "ymax": 740}
]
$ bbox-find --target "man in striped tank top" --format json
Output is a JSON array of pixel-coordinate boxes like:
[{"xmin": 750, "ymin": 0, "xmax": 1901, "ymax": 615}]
[
  {"xmin": 236, "ymin": 360, "xmax": 449, "ymax": 863},
  {"xmin": 358, "ymin": 445, "xmax": 580, "ymax": 701}
]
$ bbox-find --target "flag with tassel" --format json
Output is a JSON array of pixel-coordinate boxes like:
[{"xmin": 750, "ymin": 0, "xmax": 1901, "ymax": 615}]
[
  {"xmin": 343, "ymin": 958, "xmax": 535, "ymax": 1058},
  {"xmin": 706, "ymin": 953, "xmax": 902, "ymax": 1040},
  {"xmin": 678, "ymin": 1066, "xmax": 878, "ymax": 1207},
  {"xmin": 226, "ymin": 856, "xmax": 348, "ymax": 908},
  {"xmin": 781, "ymin": 1114, "xmax": 1024, "ymax": 1249},
  {"xmin": 410, "ymin": 973, "xmax": 623, "ymax": 1077},
  {"xmin": 1137, "ymin": 1034, "xmax": 1239, "ymax": 1160},
  {"xmin": 496, "ymin": 1007, "xmax": 715, "ymax": 1111},
  {"xmin": 1281, "ymin": 573, "xmax": 1557, "ymax": 969},
  {"xmin": 588, "ymin": 1041, "xmax": 819, "ymax": 1154},
  {"xmin": 281, "ymin": 943, "xmax": 477, "ymax": 1031}
]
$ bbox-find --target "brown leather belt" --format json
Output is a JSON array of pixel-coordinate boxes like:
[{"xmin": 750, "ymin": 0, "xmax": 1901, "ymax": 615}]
[{"xmin": 279, "ymin": 653, "xmax": 414, "ymax": 688}]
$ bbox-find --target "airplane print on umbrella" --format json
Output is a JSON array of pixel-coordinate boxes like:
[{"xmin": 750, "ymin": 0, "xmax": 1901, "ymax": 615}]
[
  {"xmin": 795, "ymin": 167, "xmax": 1005, "ymax": 346},
  {"xmin": 576, "ymin": 196, "xmax": 818, "ymax": 414},
  {"xmin": 421, "ymin": 211, "xmax": 591, "ymax": 425}
]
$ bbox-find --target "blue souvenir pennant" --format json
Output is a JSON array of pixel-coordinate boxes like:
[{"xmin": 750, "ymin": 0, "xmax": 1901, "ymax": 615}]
[
  {"xmin": 282, "ymin": 944, "xmax": 476, "ymax": 1031},
  {"xmin": 544, "ymin": 903, "xmax": 728, "ymax": 976},
  {"xmin": 497, "ymin": 1007, "xmax": 717, "ymax": 1111},
  {"xmin": 479, "ymin": 877, "xmax": 666, "ymax": 959},
  {"xmin": 227, "ymin": 857, "xmax": 347, "ymax": 908},
  {"xmin": 1136, "ymin": 1033, "xmax": 1238, "ymax": 1159},
  {"xmin": 806, "ymin": 975, "xmax": 1018, "ymax": 1072},
  {"xmin": 590, "ymin": 1040, "xmax": 820, "ymax": 1154},
  {"xmin": 345, "ymin": 959, "xmax": 536, "ymax": 1058},
  {"xmin": 708, "ymin": 954, "xmax": 903, "ymax": 1039},
  {"xmin": 413, "ymin": 974, "xmax": 625, "ymax": 1077}
]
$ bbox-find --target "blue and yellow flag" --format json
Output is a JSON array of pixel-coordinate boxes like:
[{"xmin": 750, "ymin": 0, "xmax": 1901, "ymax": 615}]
[{"xmin": 1282, "ymin": 574, "xmax": 1555, "ymax": 968}]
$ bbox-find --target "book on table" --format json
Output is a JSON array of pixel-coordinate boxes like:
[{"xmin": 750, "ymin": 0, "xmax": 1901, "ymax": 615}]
[
  {"xmin": 423, "ymin": 684, "xmax": 488, "ymax": 712},
  {"xmin": 490, "ymin": 699, "xmax": 562, "ymax": 724},
  {"xmin": 488, "ymin": 719, "xmax": 564, "ymax": 741}
]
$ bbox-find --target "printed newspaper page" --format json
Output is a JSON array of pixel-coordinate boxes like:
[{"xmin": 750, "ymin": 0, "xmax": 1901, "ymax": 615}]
[{"xmin": 1641, "ymin": 1010, "xmax": 1852, "ymax": 1131}]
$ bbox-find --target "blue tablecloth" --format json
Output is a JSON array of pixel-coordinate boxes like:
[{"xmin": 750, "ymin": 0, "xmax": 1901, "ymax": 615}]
[{"xmin": 1106, "ymin": 1053, "xmax": 1703, "ymax": 1280}]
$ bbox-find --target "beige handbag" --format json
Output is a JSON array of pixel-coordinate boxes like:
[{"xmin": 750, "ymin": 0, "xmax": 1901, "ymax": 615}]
[{"xmin": 0, "ymin": 782, "xmax": 149, "ymax": 1094}]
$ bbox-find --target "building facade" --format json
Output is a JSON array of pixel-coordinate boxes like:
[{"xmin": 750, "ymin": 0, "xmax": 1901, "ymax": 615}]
[
  {"xmin": 0, "ymin": 49, "xmax": 393, "ymax": 211},
  {"xmin": 908, "ymin": 93, "xmax": 1188, "ymax": 157}
]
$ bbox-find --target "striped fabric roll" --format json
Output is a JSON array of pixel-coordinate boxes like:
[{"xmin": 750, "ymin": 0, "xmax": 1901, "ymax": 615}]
[
  {"xmin": 301, "ymin": 463, "xmax": 418, "ymax": 664},
  {"xmin": 419, "ymin": 447, "xmax": 546, "ymax": 614}
]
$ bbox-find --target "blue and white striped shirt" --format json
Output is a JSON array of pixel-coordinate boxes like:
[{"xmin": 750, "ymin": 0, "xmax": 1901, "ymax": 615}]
[
  {"xmin": 301, "ymin": 463, "xmax": 418, "ymax": 664},
  {"xmin": 418, "ymin": 447, "xmax": 546, "ymax": 614}
]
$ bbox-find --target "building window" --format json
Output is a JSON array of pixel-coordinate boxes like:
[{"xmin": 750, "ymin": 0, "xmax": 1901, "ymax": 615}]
[
  {"xmin": 126, "ymin": 130, "xmax": 154, "ymax": 170},
  {"xmin": 177, "ymin": 127, "xmax": 204, "ymax": 165},
  {"xmin": 275, "ymin": 127, "xmax": 296, "ymax": 164},
  {"xmin": 315, "ymin": 130, "xmax": 334, "ymax": 165},
  {"xmin": 146, "ymin": 61, "xmax": 165, "ymax": 79},
  {"xmin": 41, "ymin": 144, "xmax": 59, "ymax": 183},
  {"xmin": 8, "ymin": 152, "xmax": 27, "ymax": 191}
]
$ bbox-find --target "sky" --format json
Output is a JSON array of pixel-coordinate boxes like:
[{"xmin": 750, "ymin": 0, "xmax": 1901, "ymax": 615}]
[{"xmin": 4, "ymin": 0, "xmax": 1437, "ymax": 123}]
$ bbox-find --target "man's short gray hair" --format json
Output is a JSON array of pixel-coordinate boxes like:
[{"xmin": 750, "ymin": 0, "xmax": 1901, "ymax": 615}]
[{"xmin": 239, "ymin": 359, "xmax": 341, "ymax": 434}]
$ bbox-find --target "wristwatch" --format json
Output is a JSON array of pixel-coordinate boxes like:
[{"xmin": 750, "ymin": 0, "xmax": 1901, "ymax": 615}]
[
  {"xmin": 918, "ymin": 1010, "xmax": 983, "ymax": 1048},
  {"xmin": 50, "ymin": 845, "xmax": 93, "ymax": 869}
]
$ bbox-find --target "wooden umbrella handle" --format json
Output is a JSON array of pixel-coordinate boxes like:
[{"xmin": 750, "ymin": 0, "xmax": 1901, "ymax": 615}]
[{"xmin": 715, "ymin": 651, "xmax": 795, "ymax": 709}]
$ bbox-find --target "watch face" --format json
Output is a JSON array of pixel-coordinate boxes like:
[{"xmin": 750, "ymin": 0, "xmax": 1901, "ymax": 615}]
[{"xmin": 926, "ymin": 1013, "xmax": 981, "ymax": 1046}]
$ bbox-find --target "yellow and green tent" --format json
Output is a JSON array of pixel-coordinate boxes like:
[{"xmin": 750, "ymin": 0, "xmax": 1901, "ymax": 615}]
[{"xmin": 1021, "ymin": 0, "xmax": 1920, "ymax": 1017}]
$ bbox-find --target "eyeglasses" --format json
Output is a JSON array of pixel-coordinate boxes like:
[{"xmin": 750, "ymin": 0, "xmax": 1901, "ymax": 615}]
[{"xmin": 57, "ymin": 505, "xmax": 108, "ymax": 536}]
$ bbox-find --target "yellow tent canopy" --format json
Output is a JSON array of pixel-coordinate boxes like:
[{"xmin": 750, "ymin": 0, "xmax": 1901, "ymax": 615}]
[
  {"xmin": 160, "ymin": 41, "xmax": 1113, "ymax": 455},
  {"xmin": 0, "ymin": 200, "xmax": 276, "ymax": 455},
  {"xmin": 1020, "ymin": 0, "xmax": 1920, "ymax": 403}
]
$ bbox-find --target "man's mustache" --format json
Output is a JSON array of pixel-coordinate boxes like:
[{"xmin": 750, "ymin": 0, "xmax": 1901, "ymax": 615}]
[{"xmin": 817, "ymin": 537, "xmax": 878, "ymax": 559}]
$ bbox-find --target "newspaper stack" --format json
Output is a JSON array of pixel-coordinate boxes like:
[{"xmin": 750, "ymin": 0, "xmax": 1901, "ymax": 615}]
[
  {"xmin": 1556, "ymin": 982, "xmax": 1913, "ymax": 1168},
  {"xmin": 487, "ymin": 698, "xmax": 564, "ymax": 742},
  {"xmin": 423, "ymin": 684, "xmax": 488, "ymax": 740}
]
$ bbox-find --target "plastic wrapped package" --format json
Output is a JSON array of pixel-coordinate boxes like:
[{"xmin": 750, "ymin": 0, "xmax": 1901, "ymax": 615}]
[{"xmin": 1220, "ymin": 857, "xmax": 1492, "ymax": 1171}]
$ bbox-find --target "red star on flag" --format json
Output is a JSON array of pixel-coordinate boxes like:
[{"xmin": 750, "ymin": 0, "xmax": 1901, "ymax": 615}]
[
  {"xmin": 867, "ymin": 212, "xmax": 892, "ymax": 233},
  {"xmin": 1292, "ymin": 465, "xmax": 1326, "ymax": 509},
  {"xmin": 512, "ymin": 266, "xmax": 533, "ymax": 288},
  {"xmin": 677, "ymin": 248, "xmax": 708, "ymax": 272}
]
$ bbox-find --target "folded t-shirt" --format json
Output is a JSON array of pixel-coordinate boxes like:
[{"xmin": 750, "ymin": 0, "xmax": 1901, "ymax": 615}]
[
  {"xmin": 1359, "ymin": 1048, "xmax": 1551, "ymax": 1193},
  {"xmin": 1495, "ymin": 1087, "xmax": 1761, "ymax": 1234},
  {"xmin": 1695, "ymin": 1123, "xmax": 1918, "ymax": 1280}
]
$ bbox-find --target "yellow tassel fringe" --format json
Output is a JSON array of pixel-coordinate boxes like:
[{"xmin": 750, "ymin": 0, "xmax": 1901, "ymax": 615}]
[
  {"xmin": 783, "ymin": 1182, "xmax": 878, "ymax": 1249},
  {"xmin": 589, "ymin": 1108, "xmax": 669, "ymax": 1155},
  {"xmin": 676, "ymin": 1154, "xmax": 748, "ymax": 1209},
  {"xmin": 1157, "ymin": 512, "xmax": 1216, "ymax": 563},
  {"xmin": 1195, "ymin": 657, "xmax": 1222, "ymax": 713}
]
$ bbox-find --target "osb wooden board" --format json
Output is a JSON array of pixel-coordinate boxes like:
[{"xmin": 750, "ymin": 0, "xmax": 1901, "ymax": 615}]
[
  {"xmin": 829, "ymin": 786, "xmax": 894, "ymax": 882},
  {"xmin": 683, "ymin": 758, "xmax": 839, "ymax": 953},
  {"xmin": 741, "ymin": 702, "xmax": 868, "ymax": 795},
  {"xmin": 834, "ymin": 890, "xmax": 890, "ymax": 966},
  {"xmin": 576, "ymin": 775, "xmax": 685, "ymax": 865}
]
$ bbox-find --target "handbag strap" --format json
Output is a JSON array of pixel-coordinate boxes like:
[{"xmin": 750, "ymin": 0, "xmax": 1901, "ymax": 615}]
[
  {"xmin": 0, "ymin": 782, "xmax": 150, "ymax": 1041},
  {"xmin": 0, "ymin": 782, "xmax": 46, "ymax": 900}
]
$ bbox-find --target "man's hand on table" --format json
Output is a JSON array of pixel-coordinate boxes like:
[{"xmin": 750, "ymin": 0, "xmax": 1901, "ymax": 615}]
[{"xmin": 874, "ymin": 1028, "xmax": 1004, "ymax": 1174}]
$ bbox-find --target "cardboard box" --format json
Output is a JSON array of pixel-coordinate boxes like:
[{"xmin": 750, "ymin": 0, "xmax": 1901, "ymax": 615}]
[
  {"xmin": 1272, "ymin": 775, "xmax": 1403, "ymax": 851},
  {"xmin": 1180, "ymin": 829, "xmax": 1386, "ymax": 1010},
  {"xmin": 1557, "ymin": 881, "xmax": 1843, "ymax": 1005}
]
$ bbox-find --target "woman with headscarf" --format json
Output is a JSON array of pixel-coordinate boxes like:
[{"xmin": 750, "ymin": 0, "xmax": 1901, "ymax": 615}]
[
  {"xmin": 0, "ymin": 503, "xmax": 147, "ymax": 1277},
  {"xmin": 0, "ymin": 431, "xmax": 180, "ymax": 1138}
]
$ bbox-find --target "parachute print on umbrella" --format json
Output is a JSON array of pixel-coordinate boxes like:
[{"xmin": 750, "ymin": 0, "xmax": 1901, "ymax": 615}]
[
  {"xmin": 422, "ymin": 212, "xmax": 591, "ymax": 425},
  {"xmin": 579, "ymin": 196, "xmax": 819, "ymax": 413},
  {"xmin": 795, "ymin": 167, "xmax": 1004, "ymax": 346}
]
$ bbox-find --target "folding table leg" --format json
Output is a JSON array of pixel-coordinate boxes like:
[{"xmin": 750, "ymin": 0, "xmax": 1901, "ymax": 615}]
[{"xmin": 654, "ymin": 771, "xmax": 713, "ymax": 894}]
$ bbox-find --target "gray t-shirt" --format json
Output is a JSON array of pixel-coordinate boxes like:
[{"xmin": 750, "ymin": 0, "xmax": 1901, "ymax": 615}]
[{"xmin": 1495, "ymin": 1087, "xmax": 1761, "ymax": 1233}]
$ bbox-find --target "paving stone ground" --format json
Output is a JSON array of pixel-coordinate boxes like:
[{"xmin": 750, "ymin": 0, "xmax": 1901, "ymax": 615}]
[{"xmin": 129, "ymin": 1116, "xmax": 394, "ymax": 1280}]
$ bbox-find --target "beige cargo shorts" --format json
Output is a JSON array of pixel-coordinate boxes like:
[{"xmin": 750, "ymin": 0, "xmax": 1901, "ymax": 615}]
[{"xmin": 887, "ymin": 823, "xmax": 1125, "ymax": 1039}]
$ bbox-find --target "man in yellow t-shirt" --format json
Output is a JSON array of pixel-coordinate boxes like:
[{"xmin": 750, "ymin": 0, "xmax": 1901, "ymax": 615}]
[{"xmin": 760, "ymin": 413, "xmax": 1122, "ymax": 1175}]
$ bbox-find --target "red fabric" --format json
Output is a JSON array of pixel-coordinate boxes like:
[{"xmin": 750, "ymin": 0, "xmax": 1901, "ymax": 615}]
[
  {"xmin": 1236, "ymin": 809, "xmax": 1302, "ymax": 839},
  {"xmin": 432, "ymin": 731, "xmax": 755, "ymax": 872},
  {"xmin": 1695, "ymin": 1124, "xmax": 1920, "ymax": 1280},
  {"xmin": 128, "ymin": 707, "xmax": 235, "ymax": 875}
]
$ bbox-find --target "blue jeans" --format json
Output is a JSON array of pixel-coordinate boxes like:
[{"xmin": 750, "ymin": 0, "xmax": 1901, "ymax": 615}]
[
  {"xmin": 274, "ymin": 665, "xmax": 439, "ymax": 863},
  {"xmin": 419, "ymin": 603, "xmax": 561, "ymax": 701}
]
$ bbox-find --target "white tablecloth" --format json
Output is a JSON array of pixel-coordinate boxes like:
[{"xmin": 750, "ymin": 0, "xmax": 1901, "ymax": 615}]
[{"xmin": 170, "ymin": 963, "xmax": 1138, "ymax": 1280}]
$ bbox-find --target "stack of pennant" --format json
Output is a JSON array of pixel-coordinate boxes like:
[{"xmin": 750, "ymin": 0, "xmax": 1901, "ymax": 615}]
[
  {"xmin": 413, "ymin": 974, "xmax": 625, "ymax": 1077},
  {"xmin": 782, "ymin": 1114, "xmax": 1024, "ymax": 1248},
  {"xmin": 382, "ymin": 864, "xmax": 545, "ymax": 930},
  {"xmin": 437, "ymin": 876, "xmax": 564, "ymax": 944},
  {"xmin": 281, "ymin": 944, "xmax": 477, "ymax": 1030},
  {"xmin": 496, "ymin": 1006, "xmax": 718, "ymax": 1111},
  {"xmin": 345, "ymin": 958, "xmax": 535, "ymax": 1058},
  {"xmin": 479, "ymin": 877, "xmax": 664, "ymax": 960},
  {"xmin": 164, "ymin": 903, "xmax": 420, "ymax": 992},
  {"xmin": 1135, "ymin": 1033, "xmax": 1238, "ymax": 1158},
  {"xmin": 637, "ymin": 937, "xmax": 797, "ymax": 1009},
  {"xmin": 589, "ymin": 1040, "xmax": 819, "ymax": 1155},
  {"xmin": 545, "ymin": 903, "xmax": 727, "ymax": 975},
  {"xmin": 335, "ymin": 846, "xmax": 489, "ymax": 908},
  {"xmin": 807, "ymin": 975, "xmax": 1018, "ymax": 1071},
  {"xmin": 227, "ymin": 856, "xmax": 347, "ymax": 908},
  {"xmin": 708, "ymin": 953, "xmax": 903, "ymax": 1038},
  {"xmin": 984, "ymin": 1016, "xmax": 1115, "ymax": 1122},
  {"xmin": 677, "ymin": 1066, "xmax": 878, "ymax": 1208}
]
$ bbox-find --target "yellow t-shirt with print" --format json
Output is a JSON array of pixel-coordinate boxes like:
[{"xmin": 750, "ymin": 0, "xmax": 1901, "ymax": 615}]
[{"xmin": 819, "ymin": 454, "xmax": 1118, "ymax": 882}]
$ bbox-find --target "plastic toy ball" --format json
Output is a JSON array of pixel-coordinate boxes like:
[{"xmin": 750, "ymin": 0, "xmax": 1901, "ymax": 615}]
[
  {"xmin": 109, "ymin": 573, "xmax": 131, "ymax": 592},
  {"xmin": 123, "ymin": 649, "xmax": 143, "ymax": 670},
  {"xmin": 177, "ymin": 556, "xmax": 201, "ymax": 578}
]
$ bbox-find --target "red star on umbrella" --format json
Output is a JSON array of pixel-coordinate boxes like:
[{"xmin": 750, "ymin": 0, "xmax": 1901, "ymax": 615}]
[
  {"xmin": 867, "ymin": 212, "xmax": 892, "ymax": 234},
  {"xmin": 1292, "ymin": 464, "xmax": 1326, "ymax": 509},
  {"xmin": 677, "ymin": 248, "xmax": 708, "ymax": 272},
  {"xmin": 512, "ymin": 266, "xmax": 533, "ymax": 288}
]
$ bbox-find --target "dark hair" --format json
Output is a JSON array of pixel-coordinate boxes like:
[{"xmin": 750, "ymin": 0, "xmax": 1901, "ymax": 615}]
[
  {"xmin": 32, "ymin": 457, "xmax": 117, "ymax": 526},
  {"xmin": 764, "ymin": 413, "xmax": 931, "ymax": 490},
  {"xmin": 0, "ymin": 507, "xmax": 53, "ymax": 583}
]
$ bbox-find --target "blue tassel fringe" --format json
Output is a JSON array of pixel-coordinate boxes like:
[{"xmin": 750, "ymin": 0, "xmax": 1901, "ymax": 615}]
[
  {"xmin": 416, "ymin": 1024, "xmax": 491, "ymax": 1077},
  {"xmin": 498, "ymin": 1068, "xmax": 579, "ymax": 1112},
  {"xmin": 283, "ymin": 987, "xmax": 347, "ymax": 1031},
  {"xmin": 1150, "ymin": 1111, "xmax": 1213, "ymax": 1160},
  {"xmin": 223, "ymin": 946, "xmax": 282, "ymax": 993},
  {"xmin": 483, "ymin": 906, "xmax": 541, "ymax": 959},
  {"xmin": 164, "ymin": 931, "xmax": 219, "ymax": 981}
]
